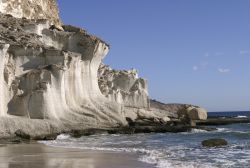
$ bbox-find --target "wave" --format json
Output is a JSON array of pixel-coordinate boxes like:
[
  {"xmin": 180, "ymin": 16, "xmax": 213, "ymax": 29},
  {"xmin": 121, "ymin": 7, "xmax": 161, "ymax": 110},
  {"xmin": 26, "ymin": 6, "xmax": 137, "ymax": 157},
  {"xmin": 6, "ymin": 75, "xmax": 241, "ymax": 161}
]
[
  {"xmin": 216, "ymin": 127, "xmax": 249, "ymax": 134},
  {"xmin": 41, "ymin": 140, "xmax": 215, "ymax": 168},
  {"xmin": 191, "ymin": 128, "xmax": 208, "ymax": 133},
  {"xmin": 216, "ymin": 128, "xmax": 229, "ymax": 132},
  {"xmin": 56, "ymin": 134, "xmax": 71, "ymax": 140},
  {"xmin": 180, "ymin": 129, "xmax": 209, "ymax": 135},
  {"xmin": 139, "ymin": 151, "xmax": 217, "ymax": 168},
  {"xmin": 235, "ymin": 115, "xmax": 248, "ymax": 118},
  {"xmin": 40, "ymin": 135, "xmax": 220, "ymax": 168},
  {"xmin": 40, "ymin": 130, "xmax": 250, "ymax": 168}
]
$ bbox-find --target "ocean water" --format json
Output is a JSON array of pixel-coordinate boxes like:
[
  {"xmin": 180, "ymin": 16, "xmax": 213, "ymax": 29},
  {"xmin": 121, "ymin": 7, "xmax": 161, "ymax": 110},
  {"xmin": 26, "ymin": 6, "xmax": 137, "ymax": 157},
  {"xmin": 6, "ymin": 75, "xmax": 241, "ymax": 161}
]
[
  {"xmin": 208, "ymin": 111, "xmax": 250, "ymax": 118},
  {"xmin": 41, "ymin": 112, "xmax": 250, "ymax": 168}
]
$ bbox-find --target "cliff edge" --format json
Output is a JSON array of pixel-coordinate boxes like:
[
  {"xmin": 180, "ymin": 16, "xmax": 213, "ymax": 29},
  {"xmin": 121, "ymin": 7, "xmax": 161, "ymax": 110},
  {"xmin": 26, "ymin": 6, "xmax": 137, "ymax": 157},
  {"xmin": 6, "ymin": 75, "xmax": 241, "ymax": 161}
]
[{"xmin": 0, "ymin": 0, "xmax": 61, "ymax": 26}]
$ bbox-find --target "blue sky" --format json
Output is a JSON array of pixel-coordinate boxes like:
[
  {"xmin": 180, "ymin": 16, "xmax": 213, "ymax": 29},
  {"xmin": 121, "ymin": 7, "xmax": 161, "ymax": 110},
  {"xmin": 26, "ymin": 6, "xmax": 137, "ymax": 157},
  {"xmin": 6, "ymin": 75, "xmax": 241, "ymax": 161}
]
[{"xmin": 58, "ymin": 0, "xmax": 250, "ymax": 111}]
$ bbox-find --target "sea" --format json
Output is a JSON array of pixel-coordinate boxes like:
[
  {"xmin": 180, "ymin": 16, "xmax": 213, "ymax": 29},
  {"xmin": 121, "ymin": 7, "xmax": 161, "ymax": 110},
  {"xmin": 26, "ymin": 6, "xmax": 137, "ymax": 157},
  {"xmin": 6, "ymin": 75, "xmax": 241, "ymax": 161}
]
[{"xmin": 41, "ymin": 111, "xmax": 250, "ymax": 168}]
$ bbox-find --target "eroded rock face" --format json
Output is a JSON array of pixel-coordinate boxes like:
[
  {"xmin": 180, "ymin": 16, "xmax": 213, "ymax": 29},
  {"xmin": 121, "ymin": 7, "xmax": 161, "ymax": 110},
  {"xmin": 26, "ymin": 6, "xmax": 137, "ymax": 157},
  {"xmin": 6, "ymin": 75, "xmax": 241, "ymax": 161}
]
[
  {"xmin": 0, "ymin": 1, "xmax": 207, "ymax": 138},
  {"xmin": 97, "ymin": 65, "xmax": 173, "ymax": 127},
  {"xmin": 0, "ymin": 12, "xmax": 128, "ymax": 130},
  {"xmin": 0, "ymin": 0, "xmax": 61, "ymax": 26},
  {"xmin": 150, "ymin": 99, "xmax": 191, "ymax": 118},
  {"xmin": 98, "ymin": 64, "xmax": 150, "ymax": 109},
  {"xmin": 0, "ymin": 7, "xmax": 159, "ymax": 137},
  {"xmin": 177, "ymin": 105, "xmax": 208, "ymax": 121},
  {"xmin": 187, "ymin": 107, "xmax": 207, "ymax": 120}
]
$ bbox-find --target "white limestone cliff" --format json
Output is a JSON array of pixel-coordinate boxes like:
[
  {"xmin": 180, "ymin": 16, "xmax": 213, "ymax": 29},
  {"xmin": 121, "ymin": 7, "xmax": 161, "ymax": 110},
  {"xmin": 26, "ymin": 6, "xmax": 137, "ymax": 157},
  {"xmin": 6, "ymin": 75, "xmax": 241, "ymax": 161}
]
[
  {"xmin": 0, "ymin": 0, "xmax": 207, "ymax": 138},
  {"xmin": 0, "ymin": 1, "xmax": 158, "ymax": 137},
  {"xmin": 98, "ymin": 63, "xmax": 150, "ymax": 109},
  {"xmin": 0, "ymin": 14, "xmax": 129, "ymax": 127},
  {"xmin": 0, "ymin": 0, "xmax": 61, "ymax": 26}
]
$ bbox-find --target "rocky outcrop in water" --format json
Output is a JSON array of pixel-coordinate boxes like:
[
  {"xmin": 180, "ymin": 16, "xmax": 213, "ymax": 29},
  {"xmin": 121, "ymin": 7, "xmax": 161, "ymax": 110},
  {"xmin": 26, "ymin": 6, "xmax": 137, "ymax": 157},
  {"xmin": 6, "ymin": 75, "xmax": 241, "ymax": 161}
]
[
  {"xmin": 202, "ymin": 138, "xmax": 228, "ymax": 147},
  {"xmin": 0, "ymin": 0, "xmax": 207, "ymax": 139}
]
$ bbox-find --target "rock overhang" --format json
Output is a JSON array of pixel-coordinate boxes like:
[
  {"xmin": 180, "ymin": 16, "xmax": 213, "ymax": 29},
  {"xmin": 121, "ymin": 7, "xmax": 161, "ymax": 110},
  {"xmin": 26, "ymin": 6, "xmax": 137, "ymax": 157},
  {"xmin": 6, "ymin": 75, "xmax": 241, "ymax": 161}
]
[
  {"xmin": 0, "ymin": 0, "xmax": 61, "ymax": 26},
  {"xmin": 0, "ymin": 0, "xmax": 205, "ymax": 139}
]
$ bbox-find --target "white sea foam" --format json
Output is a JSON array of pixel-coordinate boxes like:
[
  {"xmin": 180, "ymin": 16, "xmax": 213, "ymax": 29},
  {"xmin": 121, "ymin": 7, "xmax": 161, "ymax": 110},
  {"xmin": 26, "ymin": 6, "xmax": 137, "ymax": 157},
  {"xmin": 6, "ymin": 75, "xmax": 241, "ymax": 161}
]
[
  {"xmin": 40, "ymin": 130, "xmax": 250, "ymax": 168},
  {"xmin": 139, "ymin": 151, "xmax": 216, "ymax": 168},
  {"xmin": 232, "ymin": 130, "xmax": 249, "ymax": 134},
  {"xmin": 102, "ymin": 140, "xmax": 142, "ymax": 145},
  {"xmin": 156, "ymin": 160, "xmax": 215, "ymax": 168},
  {"xmin": 56, "ymin": 134, "xmax": 71, "ymax": 140},
  {"xmin": 191, "ymin": 129, "xmax": 208, "ymax": 133},
  {"xmin": 235, "ymin": 115, "xmax": 247, "ymax": 118},
  {"xmin": 40, "ymin": 140, "xmax": 249, "ymax": 168},
  {"xmin": 215, "ymin": 128, "xmax": 249, "ymax": 134},
  {"xmin": 216, "ymin": 128, "xmax": 228, "ymax": 132},
  {"xmin": 180, "ymin": 128, "xmax": 208, "ymax": 135},
  {"xmin": 40, "ymin": 140, "xmax": 216, "ymax": 168}
]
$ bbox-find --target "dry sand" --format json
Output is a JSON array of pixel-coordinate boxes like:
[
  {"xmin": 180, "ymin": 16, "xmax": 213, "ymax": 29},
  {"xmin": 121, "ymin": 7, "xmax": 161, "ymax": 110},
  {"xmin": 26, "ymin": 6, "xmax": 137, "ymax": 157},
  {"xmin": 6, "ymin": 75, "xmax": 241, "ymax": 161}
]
[{"xmin": 0, "ymin": 142, "xmax": 153, "ymax": 168}]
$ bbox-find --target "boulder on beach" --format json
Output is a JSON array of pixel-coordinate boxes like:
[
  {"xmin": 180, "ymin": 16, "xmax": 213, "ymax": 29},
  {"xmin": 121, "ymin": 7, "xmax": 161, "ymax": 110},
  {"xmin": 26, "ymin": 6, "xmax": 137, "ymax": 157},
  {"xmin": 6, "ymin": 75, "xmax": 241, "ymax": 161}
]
[{"xmin": 202, "ymin": 138, "xmax": 228, "ymax": 147}]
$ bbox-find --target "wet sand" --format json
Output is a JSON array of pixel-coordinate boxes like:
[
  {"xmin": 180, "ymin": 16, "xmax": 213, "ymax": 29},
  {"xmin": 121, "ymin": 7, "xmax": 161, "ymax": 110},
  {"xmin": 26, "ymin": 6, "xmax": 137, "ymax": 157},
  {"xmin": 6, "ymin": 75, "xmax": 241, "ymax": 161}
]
[{"xmin": 0, "ymin": 142, "xmax": 152, "ymax": 168}]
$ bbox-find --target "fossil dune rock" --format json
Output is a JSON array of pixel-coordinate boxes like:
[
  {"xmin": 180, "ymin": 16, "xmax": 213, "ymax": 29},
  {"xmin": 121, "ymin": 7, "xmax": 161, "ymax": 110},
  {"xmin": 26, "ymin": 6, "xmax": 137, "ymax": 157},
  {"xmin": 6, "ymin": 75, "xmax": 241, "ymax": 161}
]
[
  {"xmin": 0, "ymin": 16, "xmax": 127, "ymax": 126},
  {"xmin": 0, "ymin": 0, "xmax": 207, "ymax": 138},
  {"xmin": 177, "ymin": 105, "xmax": 207, "ymax": 121},
  {"xmin": 98, "ymin": 63, "xmax": 149, "ymax": 109},
  {"xmin": 0, "ymin": 0, "xmax": 61, "ymax": 26},
  {"xmin": 187, "ymin": 107, "xmax": 207, "ymax": 120},
  {"xmin": 0, "ymin": 0, "xmax": 155, "ymax": 138}
]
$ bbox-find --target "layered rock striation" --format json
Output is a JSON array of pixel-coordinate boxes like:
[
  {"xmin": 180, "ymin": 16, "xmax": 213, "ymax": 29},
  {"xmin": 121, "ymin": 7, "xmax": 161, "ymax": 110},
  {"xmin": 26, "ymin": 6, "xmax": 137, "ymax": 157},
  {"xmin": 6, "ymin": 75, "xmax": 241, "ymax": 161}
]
[
  {"xmin": 0, "ymin": 0, "xmax": 61, "ymax": 26},
  {"xmin": 0, "ymin": 13, "xmax": 127, "ymax": 125},
  {"xmin": 0, "ymin": 1, "xmax": 154, "ymax": 138},
  {"xmin": 98, "ymin": 63, "xmax": 149, "ymax": 109},
  {"xmin": 0, "ymin": 0, "xmax": 207, "ymax": 138}
]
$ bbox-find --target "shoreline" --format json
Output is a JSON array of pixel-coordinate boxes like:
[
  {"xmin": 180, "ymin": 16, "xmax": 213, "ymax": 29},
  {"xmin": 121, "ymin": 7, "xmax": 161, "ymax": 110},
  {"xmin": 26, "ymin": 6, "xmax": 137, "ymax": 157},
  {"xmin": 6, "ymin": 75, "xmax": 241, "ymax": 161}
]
[
  {"xmin": 0, "ymin": 121, "xmax": 248, "ymax": 168},
  {"xmin": 0, "ymin": 142, "xmax": 153, "ymax": 168},
  {"xmin": 1, "ymin": 116, "xmax": 249, "ymax": 141}
]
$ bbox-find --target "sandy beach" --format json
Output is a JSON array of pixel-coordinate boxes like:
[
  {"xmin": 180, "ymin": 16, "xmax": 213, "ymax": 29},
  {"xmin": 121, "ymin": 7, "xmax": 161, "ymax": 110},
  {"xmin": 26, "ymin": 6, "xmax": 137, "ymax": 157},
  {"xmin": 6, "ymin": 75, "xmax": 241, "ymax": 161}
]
[{"xmin": 0, "ymin": 142, "xmax": 152, "ymax": 168}]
